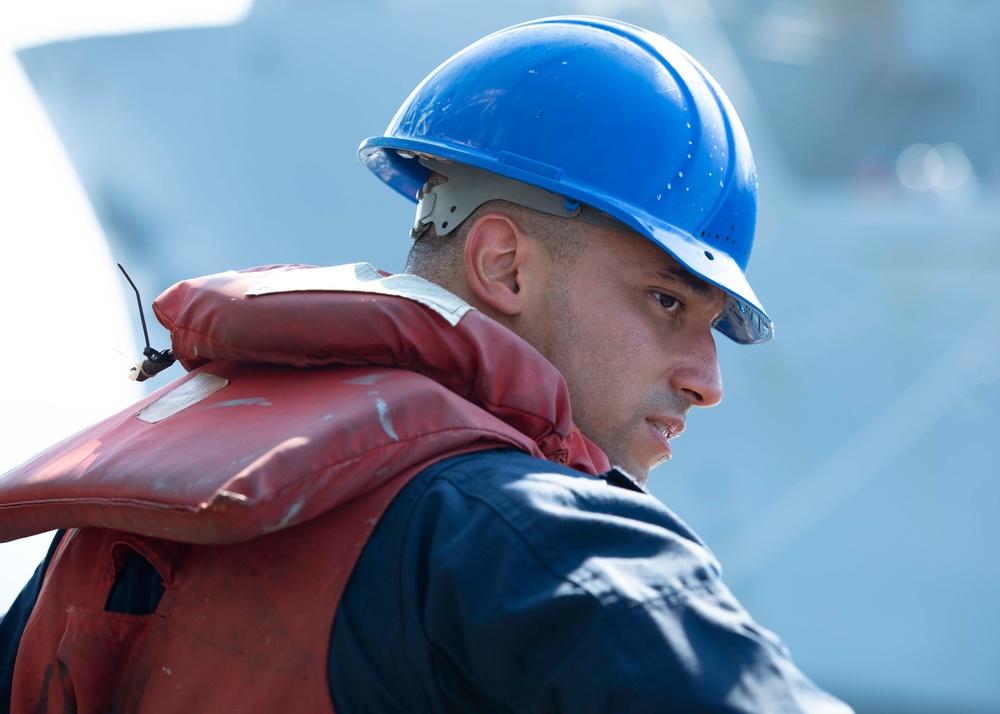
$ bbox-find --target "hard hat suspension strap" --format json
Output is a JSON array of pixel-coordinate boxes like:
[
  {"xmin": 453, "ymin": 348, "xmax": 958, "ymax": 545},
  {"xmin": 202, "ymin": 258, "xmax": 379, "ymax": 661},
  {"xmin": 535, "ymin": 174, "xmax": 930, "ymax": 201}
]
[{"xmin": 409, "ymin": 156, "xmax": 633, "ymax": 239}]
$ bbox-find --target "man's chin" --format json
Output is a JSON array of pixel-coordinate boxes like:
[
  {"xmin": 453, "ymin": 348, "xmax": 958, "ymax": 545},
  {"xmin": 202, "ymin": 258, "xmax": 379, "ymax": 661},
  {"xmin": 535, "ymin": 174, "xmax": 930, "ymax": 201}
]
[
  {"xmin": 605, "ymin": 457, "xmax": 650, "ymax": 488},
  {"xmin": 630, "ymin": 469, "xmax": 649, "ymax": 488},
  {"xmin": 615, "ymin": 449, "xmax": 677, "ymax": 488},
  {"xmin": 584, "ymin": 435, "xmax": 654, "ymax": 487}
]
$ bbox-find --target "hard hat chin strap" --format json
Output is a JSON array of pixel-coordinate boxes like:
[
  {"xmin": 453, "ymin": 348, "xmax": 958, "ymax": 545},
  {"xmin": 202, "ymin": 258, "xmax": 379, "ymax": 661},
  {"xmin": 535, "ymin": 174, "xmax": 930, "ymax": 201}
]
[{"xmin": 410, "ymin": 156, "xmax": 632, "ymax": 239}]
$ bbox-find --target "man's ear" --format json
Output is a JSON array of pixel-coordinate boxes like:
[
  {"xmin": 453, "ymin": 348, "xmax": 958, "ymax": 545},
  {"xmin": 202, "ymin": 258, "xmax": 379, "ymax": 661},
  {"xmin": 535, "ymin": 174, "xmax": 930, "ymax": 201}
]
[{"xmin": 463, "ymin": 212, "xmax": 533, "ymax": 317}]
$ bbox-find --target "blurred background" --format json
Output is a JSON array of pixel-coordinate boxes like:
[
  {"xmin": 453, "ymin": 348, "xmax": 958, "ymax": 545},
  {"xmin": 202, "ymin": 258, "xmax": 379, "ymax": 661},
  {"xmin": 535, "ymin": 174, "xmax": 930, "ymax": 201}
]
[{"xmin": 1, "ymin": 1, "xmax": 997, "ymax": 710}]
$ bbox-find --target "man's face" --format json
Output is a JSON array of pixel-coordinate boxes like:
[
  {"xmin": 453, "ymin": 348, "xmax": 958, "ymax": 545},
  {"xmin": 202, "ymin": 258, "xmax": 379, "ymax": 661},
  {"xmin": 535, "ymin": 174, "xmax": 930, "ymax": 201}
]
[{"xmin": 520, "ymin": 225, "xmax": 726, "ymax": 485}]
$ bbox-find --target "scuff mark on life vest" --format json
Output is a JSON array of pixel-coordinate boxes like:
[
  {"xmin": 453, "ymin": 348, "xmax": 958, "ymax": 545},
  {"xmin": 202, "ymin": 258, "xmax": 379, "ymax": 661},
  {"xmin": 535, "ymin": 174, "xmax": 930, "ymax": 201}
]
[
  {"xmin": 272, "ymin": 497, "xmax": 305, "ymax": 531},
  {"xmin": 207, "ymin": 397, "xmax": 272, "ymax": 409},
  {"xmin": 375, "ymin": 399, "xmax": 399, "ymax": 442},
  {"xmin": 346, "ymin": 372, "xmax": 389, "ymax": 386},
  {"xmin": 217, "ymin": 490, "xmax": 250, "ymax": 504}
]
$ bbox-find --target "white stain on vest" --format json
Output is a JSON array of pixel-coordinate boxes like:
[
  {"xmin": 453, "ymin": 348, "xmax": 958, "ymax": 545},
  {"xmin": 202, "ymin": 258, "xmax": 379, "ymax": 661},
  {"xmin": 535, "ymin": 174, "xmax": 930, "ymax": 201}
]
[
  {"xmin": 345, "ymin": 372, "xmax": 390, "ymax": 386},
  {"xmin": 375, "ymin": 399, "xmax": 399, "ymax": 442},
  {"xmin": 208, "ymin": 397, "xmax": 273, "ymax": 408}
]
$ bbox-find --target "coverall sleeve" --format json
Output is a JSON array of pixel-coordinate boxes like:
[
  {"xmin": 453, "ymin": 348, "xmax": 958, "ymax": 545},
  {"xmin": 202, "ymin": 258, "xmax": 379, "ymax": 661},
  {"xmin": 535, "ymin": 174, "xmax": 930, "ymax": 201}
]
[{"xmin": 332, "ymin": 450, "xmax": 854, "ymax": 713}]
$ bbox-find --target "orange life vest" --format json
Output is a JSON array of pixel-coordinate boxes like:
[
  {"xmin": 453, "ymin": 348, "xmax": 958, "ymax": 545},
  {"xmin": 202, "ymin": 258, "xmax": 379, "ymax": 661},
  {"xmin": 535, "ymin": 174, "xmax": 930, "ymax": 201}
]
[{"xmin": 2, "ymin": 265, "xmax": 608, "ymax": 713}]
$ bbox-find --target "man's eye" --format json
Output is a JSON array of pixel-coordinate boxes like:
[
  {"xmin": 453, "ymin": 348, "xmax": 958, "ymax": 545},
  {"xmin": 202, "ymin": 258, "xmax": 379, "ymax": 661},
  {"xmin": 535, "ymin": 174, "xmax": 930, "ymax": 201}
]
[{"xmin": 655, "ymin": 292, "xmax": 680, "ymax": 311}]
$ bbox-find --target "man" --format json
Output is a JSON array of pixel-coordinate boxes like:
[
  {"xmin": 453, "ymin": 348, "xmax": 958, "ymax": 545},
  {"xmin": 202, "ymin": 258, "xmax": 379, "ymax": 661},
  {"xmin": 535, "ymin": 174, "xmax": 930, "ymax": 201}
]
[{"xmin": 0, "ymin": 16, "xmax": 852, "ymax": 712}]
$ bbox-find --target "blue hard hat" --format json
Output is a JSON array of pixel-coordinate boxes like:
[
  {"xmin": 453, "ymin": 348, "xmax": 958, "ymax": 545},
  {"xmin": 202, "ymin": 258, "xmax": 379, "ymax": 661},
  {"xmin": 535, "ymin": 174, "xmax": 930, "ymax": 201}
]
[{"xmin": 359, "ymin": 15, "xmax": 773, "ymax": 344}]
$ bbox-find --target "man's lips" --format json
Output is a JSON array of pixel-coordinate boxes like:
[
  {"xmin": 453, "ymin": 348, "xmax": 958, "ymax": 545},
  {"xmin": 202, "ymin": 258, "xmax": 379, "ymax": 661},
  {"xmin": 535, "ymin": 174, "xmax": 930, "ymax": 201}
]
[
  {"xmin": 648, "ymin": 416, "xmax": 685, "ymax": 440},
  {"xmin": 647, "ymin": 417, "xmax": 685, "ymax": 459}
]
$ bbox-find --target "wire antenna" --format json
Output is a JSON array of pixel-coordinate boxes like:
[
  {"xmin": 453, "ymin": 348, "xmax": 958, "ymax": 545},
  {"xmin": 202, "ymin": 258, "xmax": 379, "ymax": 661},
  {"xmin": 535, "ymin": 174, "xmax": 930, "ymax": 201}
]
[
  {"xmin": 118, "ymin": 263, "xmax": 153, "ymax": 352},
  {"xmin": 117, "ymin": 263, "xmax": 175, "ymax": 382}
]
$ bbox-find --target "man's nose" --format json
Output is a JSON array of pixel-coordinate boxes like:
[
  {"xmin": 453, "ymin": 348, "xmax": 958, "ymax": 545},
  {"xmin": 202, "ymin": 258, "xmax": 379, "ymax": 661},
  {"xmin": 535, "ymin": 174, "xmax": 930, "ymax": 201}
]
[{"xmin": 669, "ymin": 332, "xmax": 723, "ymax": 407}]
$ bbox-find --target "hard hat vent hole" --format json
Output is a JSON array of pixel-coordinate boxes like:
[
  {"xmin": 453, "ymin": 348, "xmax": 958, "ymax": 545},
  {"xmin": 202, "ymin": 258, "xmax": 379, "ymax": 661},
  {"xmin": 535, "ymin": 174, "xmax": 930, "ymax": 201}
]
[
  {"xmin": 705, "ymin": 251, "xmax": 715, "ymax": 260},
  {"xmin": 450, "ymin": 205, "xmax": 457, "ymax": 213},
  {"xmin": 442, "ymin": 221, "xmax": 449, "ymax": 229}
]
